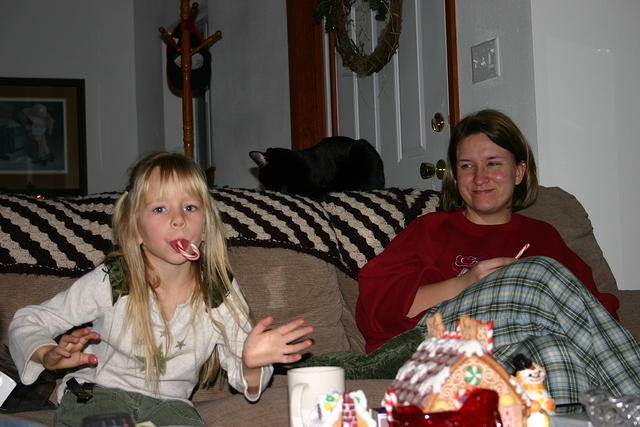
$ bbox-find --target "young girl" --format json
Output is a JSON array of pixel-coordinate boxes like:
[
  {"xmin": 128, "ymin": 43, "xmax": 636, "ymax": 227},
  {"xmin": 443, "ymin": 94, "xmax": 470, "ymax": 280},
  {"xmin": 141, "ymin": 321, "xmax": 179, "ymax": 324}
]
[{"xmin": 9, "ymin": 152, "xmax": 314, "ymax": 426}]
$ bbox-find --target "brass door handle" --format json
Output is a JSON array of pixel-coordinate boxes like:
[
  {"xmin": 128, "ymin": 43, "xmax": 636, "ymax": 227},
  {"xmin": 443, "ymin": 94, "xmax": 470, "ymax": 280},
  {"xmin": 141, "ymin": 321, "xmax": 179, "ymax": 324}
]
[
  {"xmin": 431, "ymin": 112, "xmax": 446, "ymax": 132},
  {"xmin": 420, "ymin": 159, "xmax": 446, "ymax": 180}
]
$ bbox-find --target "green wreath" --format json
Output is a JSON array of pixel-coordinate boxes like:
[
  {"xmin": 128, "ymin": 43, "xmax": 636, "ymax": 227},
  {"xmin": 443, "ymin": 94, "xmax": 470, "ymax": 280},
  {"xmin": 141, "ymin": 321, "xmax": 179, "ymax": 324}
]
[{"xmin": 315, "ymin": 0, "xmax": 403, "ymax": 76}]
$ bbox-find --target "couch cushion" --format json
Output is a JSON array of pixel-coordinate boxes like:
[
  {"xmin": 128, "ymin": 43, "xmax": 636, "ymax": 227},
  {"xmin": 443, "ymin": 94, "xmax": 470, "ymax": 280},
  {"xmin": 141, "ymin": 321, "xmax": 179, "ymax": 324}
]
[
  {"xmin": 1, "ymin": 379, "xmax": 394, "ymax": 426},
  {"xmin": 228, "ymin": 247, "xmax": 353, "ymax": 356},
  {"xmin": 0, "ymin": 249, "xmax": 359, "ymax": 406},
  {"xmin": 335, "ymin": 270, "xmax": 366, "ymax": 354},
  {"xmin": 0, "ymin": 274, "xmax": 76, "ymax": 348},
  {"xmin": 0, "ymin": 274, "xmax": 75, "ymax": 413},
  {"xmin": 518, "ymin": 186, "xmax": 619, "ymax": 297},
  {"xmin": 195, "ymin": 378, "xmax": 392, "ymax": 426},
  {"xmin": 618, "ymin": 290, "xmax": 640, "ymax": 340},
  {"xmin": 0, "ymin": 411, "xmax": 51, "ymax": 426}
]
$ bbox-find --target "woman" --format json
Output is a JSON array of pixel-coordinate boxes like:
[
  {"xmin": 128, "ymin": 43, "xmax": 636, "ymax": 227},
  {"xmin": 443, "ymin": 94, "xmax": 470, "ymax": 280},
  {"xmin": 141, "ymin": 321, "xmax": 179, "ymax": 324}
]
[
  {"xmin": 350, "ymin": 109, "xmax": 639, "ymax": 408},
  {"xmin": 357, "ymin": 109, "xmax": 619, "ymax": 352}
]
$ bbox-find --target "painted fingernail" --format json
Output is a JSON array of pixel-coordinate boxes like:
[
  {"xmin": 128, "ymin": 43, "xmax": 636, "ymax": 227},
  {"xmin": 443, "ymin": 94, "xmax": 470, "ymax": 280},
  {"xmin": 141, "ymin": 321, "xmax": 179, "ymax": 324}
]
[{"xmin": 89, "ymin": 355, "xmax": 98, "ymax": 365}]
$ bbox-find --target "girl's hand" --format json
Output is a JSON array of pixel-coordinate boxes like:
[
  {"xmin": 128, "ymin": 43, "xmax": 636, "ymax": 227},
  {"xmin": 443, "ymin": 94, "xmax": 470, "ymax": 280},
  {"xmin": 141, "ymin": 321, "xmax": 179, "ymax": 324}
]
[
  {"xmin": 242, "ymin": 317, "xmax": 314, "ymax": 369},
  {"xmin": 34, "ymin": 327, "xmax": 100, "ymax": 371},
  {"xmin": 464, "ymin": 257, "xmax": 515, "ymax": 285}
]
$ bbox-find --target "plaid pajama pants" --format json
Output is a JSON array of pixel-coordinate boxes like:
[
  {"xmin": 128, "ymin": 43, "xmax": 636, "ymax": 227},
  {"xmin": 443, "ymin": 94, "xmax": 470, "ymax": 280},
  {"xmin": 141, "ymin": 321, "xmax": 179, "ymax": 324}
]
[{"xmin": 418, "ymin": 256, "xmax": 640, "ymax": 409}]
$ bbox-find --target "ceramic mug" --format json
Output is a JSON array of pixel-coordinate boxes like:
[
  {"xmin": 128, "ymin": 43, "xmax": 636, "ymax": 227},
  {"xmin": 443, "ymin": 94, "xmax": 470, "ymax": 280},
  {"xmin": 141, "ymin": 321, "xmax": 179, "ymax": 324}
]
[{"xmin": 287, "ymin": 366, "xmax": 345, "ymax": 427}]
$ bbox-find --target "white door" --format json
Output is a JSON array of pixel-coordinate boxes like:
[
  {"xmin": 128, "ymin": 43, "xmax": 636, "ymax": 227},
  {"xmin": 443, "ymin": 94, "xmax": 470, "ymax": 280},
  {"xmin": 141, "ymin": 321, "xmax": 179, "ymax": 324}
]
[{"xmin": 333, "ymin": 0, "xmax": 450, "ymax": 191}]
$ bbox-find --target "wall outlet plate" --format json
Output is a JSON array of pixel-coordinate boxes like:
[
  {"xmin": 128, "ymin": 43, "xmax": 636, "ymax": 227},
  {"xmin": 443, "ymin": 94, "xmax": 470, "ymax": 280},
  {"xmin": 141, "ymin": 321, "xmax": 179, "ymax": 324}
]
[{"xmin": 471, "ymin": 37, "xmax": 500, "ymax": 83}]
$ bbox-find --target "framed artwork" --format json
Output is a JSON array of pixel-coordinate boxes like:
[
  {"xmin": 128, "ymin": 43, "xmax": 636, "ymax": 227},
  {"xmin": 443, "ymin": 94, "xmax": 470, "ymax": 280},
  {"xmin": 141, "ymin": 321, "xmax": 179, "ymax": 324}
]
[{"xmin": 0, "ymin": 77, "xmax": 87, "ymax": 195}]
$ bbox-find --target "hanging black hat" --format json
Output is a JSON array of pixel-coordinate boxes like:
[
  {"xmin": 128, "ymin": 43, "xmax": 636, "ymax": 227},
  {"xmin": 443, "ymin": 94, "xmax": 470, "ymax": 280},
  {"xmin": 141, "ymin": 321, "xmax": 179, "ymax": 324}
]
[{"xmin": 166, "ymin": 22, "xmax": 212, "ymax": 96}]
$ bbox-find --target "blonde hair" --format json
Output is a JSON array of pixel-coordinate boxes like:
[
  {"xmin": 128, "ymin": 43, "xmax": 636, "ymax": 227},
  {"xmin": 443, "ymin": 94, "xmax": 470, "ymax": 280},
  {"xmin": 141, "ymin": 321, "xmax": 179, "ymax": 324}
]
[
  {"xmin": 110, "ymin": 151, "xmax": 246, "ymax": 387},
  {"xmin": 440, "ymin": 109, "xmax": 538, "ymax": 212}
]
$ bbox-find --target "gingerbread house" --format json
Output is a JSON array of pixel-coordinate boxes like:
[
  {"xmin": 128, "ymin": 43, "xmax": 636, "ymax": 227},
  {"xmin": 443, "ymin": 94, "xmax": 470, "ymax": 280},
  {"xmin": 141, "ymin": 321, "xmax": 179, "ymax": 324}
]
[{"xmin": 384, "ymin": 314, "xmax": 530, "ymax": 427}]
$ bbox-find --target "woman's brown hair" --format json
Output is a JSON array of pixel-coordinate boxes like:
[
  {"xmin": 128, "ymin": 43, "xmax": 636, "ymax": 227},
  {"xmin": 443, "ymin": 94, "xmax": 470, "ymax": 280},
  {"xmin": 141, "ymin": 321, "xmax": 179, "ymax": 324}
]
[{"xmin": 440, "ymin": 109, "xmax": 538, "ymax": 212}]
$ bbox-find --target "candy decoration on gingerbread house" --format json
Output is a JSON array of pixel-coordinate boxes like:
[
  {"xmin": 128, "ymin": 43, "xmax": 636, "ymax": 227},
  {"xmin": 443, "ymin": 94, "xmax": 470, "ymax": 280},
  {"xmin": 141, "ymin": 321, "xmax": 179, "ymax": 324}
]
[{"xmin": 384, "ymin": 314, "xmax": 531, "ymax": 427}]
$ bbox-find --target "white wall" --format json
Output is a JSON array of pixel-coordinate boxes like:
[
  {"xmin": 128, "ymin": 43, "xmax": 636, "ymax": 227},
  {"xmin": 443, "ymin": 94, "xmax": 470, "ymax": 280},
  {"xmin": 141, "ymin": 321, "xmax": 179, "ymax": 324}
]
[
  {"xmin": 1, "ymin": 1, "xmax": 292, "ymax": 191},
  {"xmin": 0, "ymin": 0, "xmax": 174, "ymax": 193},
  {"xmin": 530, "ymin": 1, "xmax": 640, "ymax": 290},
  {"xmin": 456, "ymin": 0, "xmax": 538, "ymax": 154},
  {"xmin": 5, "ymin": 1, "xmax": 635, "ymax": 289},
  {"xmin": 206, "ymin": 1, "xmax": 291, "ymax": 188},
  {"xmin": 133, "ymin": 0, "xmax": 171, "ymax": 157},
  {"xmin": 457, "ymin": 0, "xmax": 640, "ymax": 290}
]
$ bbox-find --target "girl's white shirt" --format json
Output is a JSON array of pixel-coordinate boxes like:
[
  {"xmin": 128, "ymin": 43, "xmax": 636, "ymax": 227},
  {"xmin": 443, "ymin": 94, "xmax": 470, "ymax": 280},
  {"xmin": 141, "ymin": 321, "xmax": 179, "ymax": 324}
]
[{"xmin": 8, "ymin": 265, "xmax": 272, "ymax": 405}]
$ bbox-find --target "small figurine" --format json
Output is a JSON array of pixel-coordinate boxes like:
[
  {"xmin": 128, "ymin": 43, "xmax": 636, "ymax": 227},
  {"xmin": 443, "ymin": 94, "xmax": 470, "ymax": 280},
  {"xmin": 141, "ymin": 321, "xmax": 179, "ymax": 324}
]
[{"xmin": 512, "ymin": 354, "xmax": 556, "ymax": 427}]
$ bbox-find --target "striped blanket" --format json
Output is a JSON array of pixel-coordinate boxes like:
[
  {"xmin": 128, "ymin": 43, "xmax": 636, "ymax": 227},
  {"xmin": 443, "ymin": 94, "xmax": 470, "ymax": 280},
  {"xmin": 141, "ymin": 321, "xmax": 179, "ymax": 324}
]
[{"xmin": 0, "ymin": 188, "xmax": 439, "ymax": 277}]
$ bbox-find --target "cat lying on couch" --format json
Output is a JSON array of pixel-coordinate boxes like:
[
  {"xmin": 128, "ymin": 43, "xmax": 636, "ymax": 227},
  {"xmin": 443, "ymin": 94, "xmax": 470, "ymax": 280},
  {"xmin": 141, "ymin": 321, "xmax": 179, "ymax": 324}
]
[{"xmin": 249, "ymin": 136, "xmax": 385, "ymax": 197}]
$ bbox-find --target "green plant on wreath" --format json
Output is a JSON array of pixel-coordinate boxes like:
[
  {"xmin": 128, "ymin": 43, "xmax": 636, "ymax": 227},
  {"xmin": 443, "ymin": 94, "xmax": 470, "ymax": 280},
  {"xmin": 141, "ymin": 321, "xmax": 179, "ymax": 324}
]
[{"xmin": 314, "ymin": 0, "xmax": 403, "ymax": 76}]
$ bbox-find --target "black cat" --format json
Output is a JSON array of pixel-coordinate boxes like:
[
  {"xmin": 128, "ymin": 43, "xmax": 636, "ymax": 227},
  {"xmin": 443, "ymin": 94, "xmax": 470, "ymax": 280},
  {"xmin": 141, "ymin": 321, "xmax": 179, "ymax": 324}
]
[{"xmin": 249, "ymin": 136, "xmax": 385, "ymax": 197}]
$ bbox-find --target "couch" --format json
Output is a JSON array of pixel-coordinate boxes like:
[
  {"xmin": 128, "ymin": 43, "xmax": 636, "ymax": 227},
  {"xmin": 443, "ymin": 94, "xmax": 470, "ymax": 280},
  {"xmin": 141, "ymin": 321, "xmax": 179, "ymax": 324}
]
[{"xmin": 1, "ymin": 186, "xmax": 638, "ymax": 426}]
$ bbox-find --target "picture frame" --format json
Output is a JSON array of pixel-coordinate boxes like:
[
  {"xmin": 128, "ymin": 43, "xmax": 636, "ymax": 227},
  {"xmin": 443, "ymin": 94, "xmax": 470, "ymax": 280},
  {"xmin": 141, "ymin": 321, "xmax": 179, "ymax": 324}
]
[{"xmin": 0, "ymin": 77, "xmax": 87, "ymax": 195}]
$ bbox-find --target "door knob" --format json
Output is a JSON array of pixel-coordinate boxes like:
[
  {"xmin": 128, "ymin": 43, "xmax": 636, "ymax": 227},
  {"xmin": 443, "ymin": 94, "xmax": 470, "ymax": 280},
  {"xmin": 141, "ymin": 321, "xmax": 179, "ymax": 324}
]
[
  {"xmin": 431, "ymin": 112, "xmax": 446, "ymax": 132},
  {"xmin": 420, "ymin": 159, "xmax": 447, "ymax": 180}
]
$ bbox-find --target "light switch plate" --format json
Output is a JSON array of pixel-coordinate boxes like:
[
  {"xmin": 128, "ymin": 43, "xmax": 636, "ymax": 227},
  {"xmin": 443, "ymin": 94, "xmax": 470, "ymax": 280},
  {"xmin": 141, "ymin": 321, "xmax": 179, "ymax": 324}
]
[{"xmin": 471, "ymin": 37, "xmax": 500, "ymax": 83}]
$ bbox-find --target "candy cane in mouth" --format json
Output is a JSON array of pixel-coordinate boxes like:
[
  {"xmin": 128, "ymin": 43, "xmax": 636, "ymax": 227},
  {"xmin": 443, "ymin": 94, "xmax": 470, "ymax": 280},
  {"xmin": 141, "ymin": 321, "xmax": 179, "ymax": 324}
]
[{"xmin": 170, "ymin": 239, "xmax": 200, "ymax": 261}]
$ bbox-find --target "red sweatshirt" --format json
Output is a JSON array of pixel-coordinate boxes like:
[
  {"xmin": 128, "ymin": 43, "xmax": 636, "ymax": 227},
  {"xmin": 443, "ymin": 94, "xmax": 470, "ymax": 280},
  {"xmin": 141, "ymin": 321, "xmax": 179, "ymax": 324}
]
[{"xmin": 356, "ymin": 209, "xmax": 620, "ymax": 352}]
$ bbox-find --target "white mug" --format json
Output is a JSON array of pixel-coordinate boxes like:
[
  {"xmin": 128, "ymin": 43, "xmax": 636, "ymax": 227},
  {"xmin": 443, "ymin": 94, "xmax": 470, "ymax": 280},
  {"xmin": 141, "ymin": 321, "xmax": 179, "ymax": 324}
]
[
  {"xmin": 0, "ymin": 370, "xmax": 17, "ymax": 406},
  {"xmin": 287, "ymin": 366, "xmax": 345, "ymax": 427}
]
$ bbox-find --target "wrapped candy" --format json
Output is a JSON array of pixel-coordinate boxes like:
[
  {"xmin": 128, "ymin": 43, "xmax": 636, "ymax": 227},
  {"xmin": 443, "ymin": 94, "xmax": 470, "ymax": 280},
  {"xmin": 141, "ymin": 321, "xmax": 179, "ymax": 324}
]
[{"xmin": 308, "ymin": 390, "xmax": 377, "ymax": 427}]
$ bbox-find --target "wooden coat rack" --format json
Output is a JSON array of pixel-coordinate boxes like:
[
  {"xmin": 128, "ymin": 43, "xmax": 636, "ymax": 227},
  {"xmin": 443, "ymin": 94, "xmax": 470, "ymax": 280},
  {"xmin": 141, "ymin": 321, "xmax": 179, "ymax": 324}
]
[{"xmin": 159, "ymin": 0, "xmax": 221, "ymax": 159}]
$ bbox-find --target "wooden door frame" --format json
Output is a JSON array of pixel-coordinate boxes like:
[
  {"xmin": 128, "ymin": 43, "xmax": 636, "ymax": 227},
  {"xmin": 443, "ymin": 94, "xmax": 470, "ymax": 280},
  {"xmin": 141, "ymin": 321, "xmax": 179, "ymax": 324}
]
[
  {"xmin": 286, "ymin": 0, "xmax": 327, "ymax": 150},
  {"xmin": 286, "ymin": 0, "xmax": 459, "ymax": 150},
  {"xmin": 445, "ymin": 0, "xmax": 460, "ymax": 127}
]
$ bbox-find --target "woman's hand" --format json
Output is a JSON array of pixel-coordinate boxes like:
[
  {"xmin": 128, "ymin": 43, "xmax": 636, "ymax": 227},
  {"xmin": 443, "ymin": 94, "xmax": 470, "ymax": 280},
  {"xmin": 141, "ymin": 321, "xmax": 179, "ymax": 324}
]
[
  {"xmin": 243, "ymin": 317, "xmax": 314, "ymax": 369},
  {"xmin": 32, "ymin": 327, "xmax": 100, "ymax": 371},
  {"xmin": 407, "ymin": 257, "xmax": 517, "ymax": 318},
  {"xmin": 464, "ymin": 257, "xmax": 515, "ymax": 284}
]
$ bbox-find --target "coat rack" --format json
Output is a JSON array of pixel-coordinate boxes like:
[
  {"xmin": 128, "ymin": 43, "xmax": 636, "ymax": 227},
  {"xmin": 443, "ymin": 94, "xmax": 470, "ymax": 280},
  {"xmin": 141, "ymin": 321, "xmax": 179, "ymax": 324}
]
[{"xmin": 159, "ymin": 0, "xmax": 221, "ymax": 159}]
